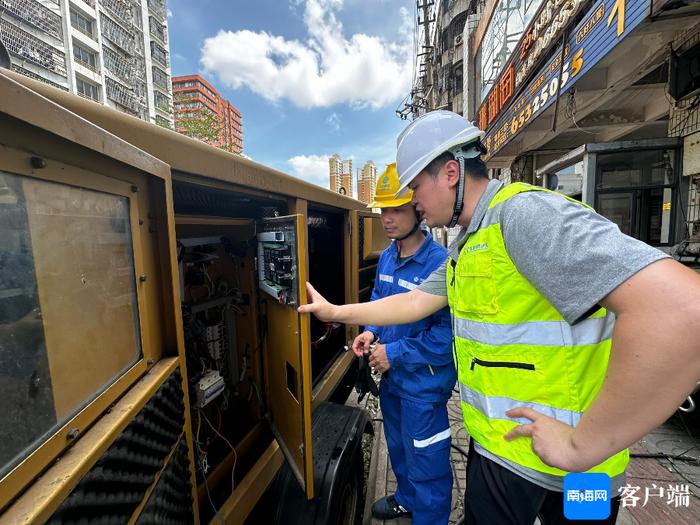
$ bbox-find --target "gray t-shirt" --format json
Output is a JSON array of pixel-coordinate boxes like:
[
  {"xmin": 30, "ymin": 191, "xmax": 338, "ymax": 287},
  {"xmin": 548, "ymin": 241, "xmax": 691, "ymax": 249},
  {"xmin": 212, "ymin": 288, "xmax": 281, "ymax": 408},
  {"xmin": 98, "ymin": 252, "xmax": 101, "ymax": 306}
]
[
  {"xmin": 419, "ymin": 181, "xmax": 668, "ymax": 491},
  {"xmin": 419, "ymin": 185, "xmax": 668, "ymax": 324}
]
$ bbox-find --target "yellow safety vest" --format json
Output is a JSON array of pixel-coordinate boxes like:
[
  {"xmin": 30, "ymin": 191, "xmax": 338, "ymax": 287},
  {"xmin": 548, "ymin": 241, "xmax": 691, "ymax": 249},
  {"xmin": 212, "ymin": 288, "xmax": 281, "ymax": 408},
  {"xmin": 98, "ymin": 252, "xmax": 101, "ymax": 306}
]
[{"xmin": 446, "ymin": 182, "xmax": 629, "ymax": 479}]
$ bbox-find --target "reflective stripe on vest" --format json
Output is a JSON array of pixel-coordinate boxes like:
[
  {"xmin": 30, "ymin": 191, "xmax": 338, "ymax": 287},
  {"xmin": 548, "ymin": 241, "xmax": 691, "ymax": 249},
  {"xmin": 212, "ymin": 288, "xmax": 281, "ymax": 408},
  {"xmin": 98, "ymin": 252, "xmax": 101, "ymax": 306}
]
[
  {"xmin": 446, "ymin": 182, "xmax": 629, "ymax": 479},
  {"xmin": 453, "ymin": 315, "xmax": 615, "ymax": 347},
  {"xmin": 460, "ymin": 382, "xmax": 582, "ymax": 427}
]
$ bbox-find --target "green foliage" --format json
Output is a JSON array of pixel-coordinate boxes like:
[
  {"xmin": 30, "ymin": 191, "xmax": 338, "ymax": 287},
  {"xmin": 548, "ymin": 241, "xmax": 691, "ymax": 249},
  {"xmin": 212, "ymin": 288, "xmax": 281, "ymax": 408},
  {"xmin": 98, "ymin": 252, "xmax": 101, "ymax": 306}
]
[{"xmin": 174, "ymin": 92, "xmax": 239, "ymax": 154}]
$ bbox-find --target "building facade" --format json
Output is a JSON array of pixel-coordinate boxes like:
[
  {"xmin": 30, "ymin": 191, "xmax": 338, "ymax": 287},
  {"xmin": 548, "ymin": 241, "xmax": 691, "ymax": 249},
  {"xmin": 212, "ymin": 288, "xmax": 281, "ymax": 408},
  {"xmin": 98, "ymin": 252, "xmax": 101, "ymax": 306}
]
[
  {"xmin": 357, "ymin": 160, "xmax": 377, "ymax": 204},
  {"xmin": 0, "ymin": 0, "xmax": 174, "ymax": 127},
  {"xmin": 452, "ymin": 0, "xmax": 700, "ymax": 255},
  {"xmin": 401, "ymin": 0, "xmax": 473, "ymax": 119},
  {"xmin": 172, "ymin": 74, "xmax": 243, "ymax": 154},
  {"xmin": 329, "ymin": 154, "xmax": 352, "ymax": 196}
]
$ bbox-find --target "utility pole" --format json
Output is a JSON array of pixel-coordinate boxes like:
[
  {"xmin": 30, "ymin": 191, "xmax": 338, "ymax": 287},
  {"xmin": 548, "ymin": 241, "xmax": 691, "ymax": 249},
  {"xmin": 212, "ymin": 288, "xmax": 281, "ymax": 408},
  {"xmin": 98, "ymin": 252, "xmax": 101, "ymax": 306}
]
[
  {"xmin": 415, "ymin": 0, "xmax": 435, "ymax": 115},
  {"xmin": 396, "ymin": 0, "xmax": 434, "ymax": 120}
]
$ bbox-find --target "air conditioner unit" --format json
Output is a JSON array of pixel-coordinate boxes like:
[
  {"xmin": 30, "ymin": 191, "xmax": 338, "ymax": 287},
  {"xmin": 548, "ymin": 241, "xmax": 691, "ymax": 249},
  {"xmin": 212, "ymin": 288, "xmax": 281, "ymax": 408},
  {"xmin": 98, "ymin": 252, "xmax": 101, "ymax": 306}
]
[{"xmin": 455, "ymin": 34, "xmax": 463, "ymax": 46}]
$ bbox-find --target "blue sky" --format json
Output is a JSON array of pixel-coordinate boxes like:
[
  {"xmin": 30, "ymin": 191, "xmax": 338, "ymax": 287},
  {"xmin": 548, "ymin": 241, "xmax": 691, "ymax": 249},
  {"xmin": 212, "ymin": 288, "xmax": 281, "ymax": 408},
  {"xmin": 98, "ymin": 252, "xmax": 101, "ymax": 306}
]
[{"xmin": 167, "ymin": 0, "xmax": 416, "ymax": 192}]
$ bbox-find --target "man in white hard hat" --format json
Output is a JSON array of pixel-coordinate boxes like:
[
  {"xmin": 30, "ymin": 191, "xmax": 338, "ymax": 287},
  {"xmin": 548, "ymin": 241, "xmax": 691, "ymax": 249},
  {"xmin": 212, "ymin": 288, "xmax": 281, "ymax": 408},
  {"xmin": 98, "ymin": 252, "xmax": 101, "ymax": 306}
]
[
  {"xmin": 299, "ymin": 110, "xmax": 700, "ymax": 523},
  {"xmin": 354, "ymin": 163, "xmax": 454, "ymax": 524}
]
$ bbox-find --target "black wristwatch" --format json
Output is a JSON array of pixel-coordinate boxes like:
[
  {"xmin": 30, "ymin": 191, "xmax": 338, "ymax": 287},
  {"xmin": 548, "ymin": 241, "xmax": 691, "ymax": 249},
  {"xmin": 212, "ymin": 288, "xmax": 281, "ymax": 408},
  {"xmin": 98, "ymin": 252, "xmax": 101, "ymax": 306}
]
[{"xmin": 368, "ymin": 331, "xmax": 380, "ymax": 344}]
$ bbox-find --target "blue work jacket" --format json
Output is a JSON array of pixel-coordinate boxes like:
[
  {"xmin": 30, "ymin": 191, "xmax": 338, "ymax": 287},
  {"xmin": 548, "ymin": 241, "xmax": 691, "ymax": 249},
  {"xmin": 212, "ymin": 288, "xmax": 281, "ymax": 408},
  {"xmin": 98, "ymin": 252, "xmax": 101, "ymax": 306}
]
[{"xmin": 364, "ymin": 231, "xmax": 455, "ymax": 403}]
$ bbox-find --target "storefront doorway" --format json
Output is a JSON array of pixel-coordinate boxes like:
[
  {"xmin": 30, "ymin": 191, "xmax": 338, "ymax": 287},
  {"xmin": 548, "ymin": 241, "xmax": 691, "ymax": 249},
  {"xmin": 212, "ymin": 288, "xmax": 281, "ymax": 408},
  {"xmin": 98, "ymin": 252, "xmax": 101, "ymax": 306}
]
[{"xmin": 536, "ymin": 139, "xmax": 683, "ymax": 247}]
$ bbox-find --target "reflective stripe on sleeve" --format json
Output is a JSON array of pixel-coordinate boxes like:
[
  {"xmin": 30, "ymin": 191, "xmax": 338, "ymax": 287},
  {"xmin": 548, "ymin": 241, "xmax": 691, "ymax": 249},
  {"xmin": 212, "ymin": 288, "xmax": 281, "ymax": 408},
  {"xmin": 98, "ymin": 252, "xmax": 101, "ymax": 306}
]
[{"xmin": 397, "ymin": 278, "xmax": 417, "ymax": 290}]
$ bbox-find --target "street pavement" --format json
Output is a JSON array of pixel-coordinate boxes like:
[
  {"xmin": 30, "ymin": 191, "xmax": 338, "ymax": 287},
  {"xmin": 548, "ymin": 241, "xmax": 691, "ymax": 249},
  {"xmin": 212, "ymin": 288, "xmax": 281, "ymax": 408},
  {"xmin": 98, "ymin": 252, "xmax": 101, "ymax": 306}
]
[{"xmin": 355, "ymin": 387, "xmax": 700, "ymax": 525}]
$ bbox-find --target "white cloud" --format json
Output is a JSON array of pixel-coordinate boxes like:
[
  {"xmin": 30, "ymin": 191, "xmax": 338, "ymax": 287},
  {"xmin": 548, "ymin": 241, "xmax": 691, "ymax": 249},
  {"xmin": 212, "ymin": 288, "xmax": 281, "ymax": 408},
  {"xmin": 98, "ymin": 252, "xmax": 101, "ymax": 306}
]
[
  {"xmin": 200, "ymin": 0, "xmax": 413, "ymax": 109},
  {"xmin": 167, "ymin": 9, "xmax": 173, "ymax": 17},
  {"xmin": 326, "ymin": 112, "xmax": 341, "ymax": 131},
  {"xmin": 287, "ymin": 154, "xmax": 331, "ymax": 187}
]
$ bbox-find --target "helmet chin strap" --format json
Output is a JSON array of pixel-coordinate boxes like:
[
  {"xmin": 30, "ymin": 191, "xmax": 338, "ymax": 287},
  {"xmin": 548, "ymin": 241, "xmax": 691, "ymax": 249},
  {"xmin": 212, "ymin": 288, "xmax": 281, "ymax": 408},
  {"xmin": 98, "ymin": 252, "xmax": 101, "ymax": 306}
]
[
  {"xmin": 395, "ymin": 218, "xmax": 421, "ymax": 242},
  {"xmin": 449, "ymin": 155, "xmax": 466, "ymax": 228}
]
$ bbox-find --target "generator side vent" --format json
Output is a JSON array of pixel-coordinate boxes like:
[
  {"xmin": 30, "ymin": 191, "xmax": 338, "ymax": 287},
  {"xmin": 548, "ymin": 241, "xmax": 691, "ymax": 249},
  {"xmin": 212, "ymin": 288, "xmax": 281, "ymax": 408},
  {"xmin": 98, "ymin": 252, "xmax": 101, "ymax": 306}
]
[{"xmin": 47, "ymin": 368, "xmax": 186, "ymax": 524}]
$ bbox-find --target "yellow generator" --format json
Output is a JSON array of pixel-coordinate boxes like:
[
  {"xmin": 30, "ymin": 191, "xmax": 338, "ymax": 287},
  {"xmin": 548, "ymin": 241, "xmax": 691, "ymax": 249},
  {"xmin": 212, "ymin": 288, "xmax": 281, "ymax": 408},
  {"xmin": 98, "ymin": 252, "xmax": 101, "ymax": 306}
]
[{"xmin": 0, "ymin": 68, "xmax": 387, "ymax": 524}]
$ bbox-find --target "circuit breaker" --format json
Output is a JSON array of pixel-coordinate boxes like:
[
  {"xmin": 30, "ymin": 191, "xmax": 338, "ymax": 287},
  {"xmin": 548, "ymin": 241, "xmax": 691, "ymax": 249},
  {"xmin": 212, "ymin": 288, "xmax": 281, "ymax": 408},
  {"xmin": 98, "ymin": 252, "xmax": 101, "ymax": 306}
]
[{"xmin": 257, "ymin": 219, "xmax": 299, "ymax": 306}]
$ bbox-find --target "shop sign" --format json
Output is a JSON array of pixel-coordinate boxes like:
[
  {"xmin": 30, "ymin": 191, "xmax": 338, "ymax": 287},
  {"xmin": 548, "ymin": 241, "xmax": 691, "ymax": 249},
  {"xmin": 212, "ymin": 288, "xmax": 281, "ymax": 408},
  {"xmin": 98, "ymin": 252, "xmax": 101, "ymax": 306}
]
[
  {"xmin": 515, "ymin": 0, "xmax": 586, "ymax": 87},
  {"xmin": 478, "ymin": 0, "xmax": 587, "ymax": 131},
  {"xmin": 483, "ymin": 0, "xmax": 651, "ymax": 160}
]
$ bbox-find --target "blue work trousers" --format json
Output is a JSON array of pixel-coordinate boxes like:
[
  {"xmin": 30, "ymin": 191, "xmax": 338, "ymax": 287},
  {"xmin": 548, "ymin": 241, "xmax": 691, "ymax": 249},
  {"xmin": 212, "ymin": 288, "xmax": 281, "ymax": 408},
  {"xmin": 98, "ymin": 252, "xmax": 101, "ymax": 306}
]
[{"xmin": 380, "ymin": 385, "xmax": 453, "ymax": 525}]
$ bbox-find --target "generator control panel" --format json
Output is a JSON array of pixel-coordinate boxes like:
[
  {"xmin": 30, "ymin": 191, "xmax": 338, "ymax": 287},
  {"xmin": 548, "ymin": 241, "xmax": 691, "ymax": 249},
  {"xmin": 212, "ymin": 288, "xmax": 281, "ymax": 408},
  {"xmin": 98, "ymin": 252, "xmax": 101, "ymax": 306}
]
[{"xmin": 257, "ymin": 219, "xmax": 299, "ymax": 306}]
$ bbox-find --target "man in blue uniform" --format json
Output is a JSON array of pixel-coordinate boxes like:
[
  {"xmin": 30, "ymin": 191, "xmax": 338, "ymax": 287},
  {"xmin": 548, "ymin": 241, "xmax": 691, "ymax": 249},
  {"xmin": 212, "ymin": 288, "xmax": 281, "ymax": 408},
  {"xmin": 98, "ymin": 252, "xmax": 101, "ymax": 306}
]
[{"xmin": 352, "ymin": 163, "xmax": 455, "ymax": 524}]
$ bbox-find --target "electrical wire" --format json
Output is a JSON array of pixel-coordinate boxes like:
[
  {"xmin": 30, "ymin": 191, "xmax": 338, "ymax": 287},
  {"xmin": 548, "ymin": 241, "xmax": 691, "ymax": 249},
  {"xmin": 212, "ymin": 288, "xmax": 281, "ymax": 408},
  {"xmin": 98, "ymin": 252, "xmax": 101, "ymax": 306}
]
[
  {"xmin": 451, "ymin": 443, "xmax": 469, "ymax": 458},
  {"xmin": 201, "ymin": 409, "xmax": 238, "ymax": 494},
  {"xmin": 202, "ymin": 466, "xmax": 225, "ymax": 525},
  {"xmin": 635, "ymin": 439, "xmax": 700, "ymax": 498},
  {"xmin": 670, "ymin": 94, "xmax": 700, "ymax": 136},
  {"xmin": 565, "ymin": 91, "xmax": 597, "ymax": 135},
  {"xmin": 195, "ymin": 411, "xmax": 225, "ymax": 525},
  {"xmin": 630, "ymin": 452, "xmax": 698, "ymax": 462},
  {"xmin": 250, "ymin": 380, "xmax": 263, "ymax": 405}
]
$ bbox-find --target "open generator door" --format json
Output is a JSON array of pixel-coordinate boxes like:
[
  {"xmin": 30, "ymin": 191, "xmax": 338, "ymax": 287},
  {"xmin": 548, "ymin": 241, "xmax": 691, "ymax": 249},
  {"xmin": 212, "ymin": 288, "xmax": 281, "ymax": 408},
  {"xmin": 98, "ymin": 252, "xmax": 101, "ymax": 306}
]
[
  {"xmin": 350, "ymin": 210, "xmax": 387, "ymax": 304},
  {"xmin": 257, "ymin": 215, "xmax": 314, "ymax": 499}
]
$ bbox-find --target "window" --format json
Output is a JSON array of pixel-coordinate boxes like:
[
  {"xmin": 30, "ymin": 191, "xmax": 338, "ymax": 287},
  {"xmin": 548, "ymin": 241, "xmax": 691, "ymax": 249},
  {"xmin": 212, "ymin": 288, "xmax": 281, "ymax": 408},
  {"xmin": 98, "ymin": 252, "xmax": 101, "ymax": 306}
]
[
  {"xmin": 479, "ymin": 0, "xmax": 544, "ymax": 101},
  {"xmin": 0, "ymin": 171, "xmax": 142, "ymax": 479},
  {"xmin": 150, "ymin": 41, "xmax": 167, "ymax": 66},
  {"xmin": 73, "ymin": 43, "xmax": 97, "ymax": 70},
  {"xmin": 595, "ymin": 149, "xmax": 678, "ymax": 245},
  {"xmin": 75, "ymin": 76, "xmax": 100, "ymax": 101},
  {"xmin": 152, "ymin": 66, "xmax": 168, "ymax": 89},
  {"xmin": 155, "ymin": 115, "xmax": 171, "ymax": 128},
  {"xmin": 70, "ymin": 9, "xmax": 94, "ymax": 38},
  {"xmin": 548, "ymin": 161, "xmax": 584, "ymax": 197},
  {"xmin": 154, "ymin": 90, "xmax": 170, "ymax": 111}
]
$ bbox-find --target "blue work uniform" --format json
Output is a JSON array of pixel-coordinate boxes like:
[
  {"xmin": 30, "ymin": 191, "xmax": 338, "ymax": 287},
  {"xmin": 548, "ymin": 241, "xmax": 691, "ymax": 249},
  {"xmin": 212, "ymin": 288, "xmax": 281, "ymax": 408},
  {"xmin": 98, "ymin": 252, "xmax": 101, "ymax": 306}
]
[{"xmin": 364, "ymin": 231, "xmax": 455, "ymax": 525}]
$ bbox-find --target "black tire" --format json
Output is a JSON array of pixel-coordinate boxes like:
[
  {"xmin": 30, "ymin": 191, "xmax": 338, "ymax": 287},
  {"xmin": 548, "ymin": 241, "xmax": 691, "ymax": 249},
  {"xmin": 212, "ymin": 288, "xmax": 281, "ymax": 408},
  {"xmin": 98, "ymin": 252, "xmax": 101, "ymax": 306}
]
[
  {"xmin": 274, "ymin": 403, "xmax": 368, "ymax": 525},
  {"xmin": 325, "ymin": 451, "xmax": 363, "ymax": 525}
]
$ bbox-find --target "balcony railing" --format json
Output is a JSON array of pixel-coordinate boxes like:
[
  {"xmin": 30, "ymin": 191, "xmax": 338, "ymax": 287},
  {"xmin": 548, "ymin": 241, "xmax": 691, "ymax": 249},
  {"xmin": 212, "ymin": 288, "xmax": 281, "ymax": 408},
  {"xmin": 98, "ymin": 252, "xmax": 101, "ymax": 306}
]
[
  {"xmin": 101, "ymin": 0, "xmax": 132, "ymax": 26},
  {"xmin": 100, "ymin": 13, "xmax": 135, "ymax": 54},
  {"xmin": 0, "ymin": 18, "xmax": 66, "ymax": 75},
  {"xmin": 103, "ymin": 45, "xmax": 134, "ymax": 84},
  {"xmin": 71, "ymin": 21, "xmax": 96, "ymax": 40},
  {"xmin": 146, "ymin": 0, "xmax": 166, "ymax": 21},
  {"xmin": 11, "ymin": 64, "xmax": 68, "ymax": 90},
  {"xmin": 148, "ymin": 16, "xmax": 167, "ymax": 44},
  {"xmin": 105, "ymin": 76, "xmax": 138, "ymax": 113},
  {"xmin": 1, "ymin": 0, "xmax": 63, "ymax": 40},
  {"xmin": 74, "ymin": 56, "xmax": 100, "ymax": 74}
]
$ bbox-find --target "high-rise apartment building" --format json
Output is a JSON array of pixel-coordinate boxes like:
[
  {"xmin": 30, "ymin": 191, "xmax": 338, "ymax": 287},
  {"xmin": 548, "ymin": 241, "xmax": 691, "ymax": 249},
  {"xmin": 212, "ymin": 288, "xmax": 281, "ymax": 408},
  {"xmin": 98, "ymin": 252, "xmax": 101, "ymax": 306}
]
[
  {"xmin": 0, "ymin": 0, "xmax": 174, "ymax": 127},
  {"xmin": 329, "ymin": 154, "xmax": 352, "ymax": 196},
  {"xmin": 172, "ymin": 74, "xmax": 243, "ymax": 154},
  {"xmin": 357, "ymin": 160, "xmax": 377, "ymax": 204}
]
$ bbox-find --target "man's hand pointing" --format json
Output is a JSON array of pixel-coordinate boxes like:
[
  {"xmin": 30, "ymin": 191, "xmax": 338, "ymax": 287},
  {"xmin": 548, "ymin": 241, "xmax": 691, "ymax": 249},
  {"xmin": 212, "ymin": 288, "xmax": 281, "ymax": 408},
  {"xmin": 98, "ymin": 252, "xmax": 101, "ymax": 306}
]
[{"xmin": 297, "ymin": 282, "xmax": 338, "ymax": 322}]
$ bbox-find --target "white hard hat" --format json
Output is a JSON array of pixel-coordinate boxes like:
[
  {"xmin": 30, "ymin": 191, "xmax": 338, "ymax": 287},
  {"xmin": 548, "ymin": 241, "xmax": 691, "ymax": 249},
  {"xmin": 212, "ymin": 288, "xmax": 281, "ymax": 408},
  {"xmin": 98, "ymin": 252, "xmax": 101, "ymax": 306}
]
[{"xmin": 395, "ymin": 110, "xmax": 485, "ymax": 197}]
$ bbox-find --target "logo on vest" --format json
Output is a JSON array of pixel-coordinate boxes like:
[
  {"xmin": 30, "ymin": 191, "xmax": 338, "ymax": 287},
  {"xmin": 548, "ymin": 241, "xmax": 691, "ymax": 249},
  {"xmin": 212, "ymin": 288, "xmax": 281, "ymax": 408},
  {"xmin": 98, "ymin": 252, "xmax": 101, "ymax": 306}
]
[{"xmin": 466, "ymin": 242, "xmax": 489, "ymax": 253}]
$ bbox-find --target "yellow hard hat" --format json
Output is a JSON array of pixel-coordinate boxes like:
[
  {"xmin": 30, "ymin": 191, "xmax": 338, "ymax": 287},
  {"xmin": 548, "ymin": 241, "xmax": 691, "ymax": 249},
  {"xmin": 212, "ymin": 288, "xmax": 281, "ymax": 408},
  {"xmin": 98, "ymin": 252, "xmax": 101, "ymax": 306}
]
[{"xmin": 367, "ymin": 162, "xmax": 414, "ymax": 208}]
